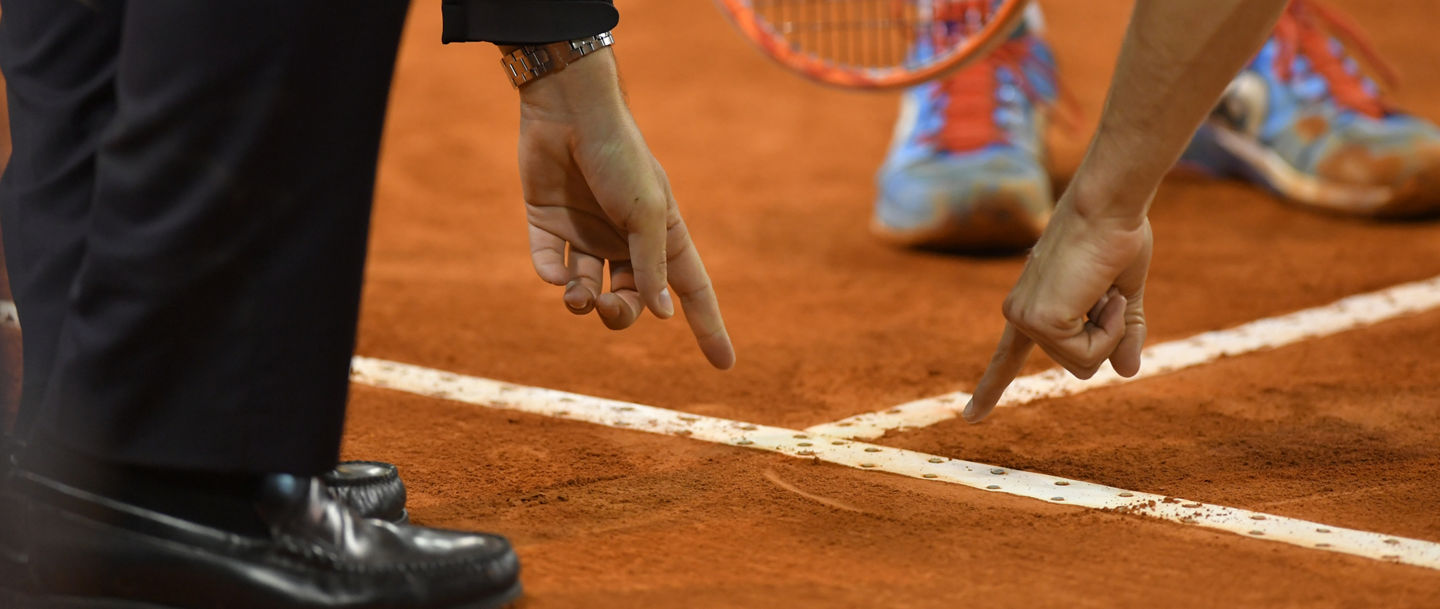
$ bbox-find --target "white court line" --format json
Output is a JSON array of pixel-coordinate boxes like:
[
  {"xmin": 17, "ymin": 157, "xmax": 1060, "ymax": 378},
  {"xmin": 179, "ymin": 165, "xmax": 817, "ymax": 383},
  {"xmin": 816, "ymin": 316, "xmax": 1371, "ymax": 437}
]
[
  {"xmin": 807, "ymin": 274, "xmax": 1440, "ymax": 439},
  {"xmin": 0, "ymin": 300, "xmax": 16, "ymax": 328},
  {"xmin": 350, "ymin": 356, "xmax": 1440, "ymax": 571}
]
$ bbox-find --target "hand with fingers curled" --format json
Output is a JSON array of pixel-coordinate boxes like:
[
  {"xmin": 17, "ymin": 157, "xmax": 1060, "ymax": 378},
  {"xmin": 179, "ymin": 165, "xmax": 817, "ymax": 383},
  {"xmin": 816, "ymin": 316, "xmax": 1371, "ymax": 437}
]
[
  {"xmin": 513, "ymin": 48, "xmax": 735, "ymax": 370},
  {"xmin": 963, "ymin": 192, "xmax": 1153, "ymax": 423},
  {"xmin": 953, "ymin": 0, "xmax": 1298, "ymax": 424}
]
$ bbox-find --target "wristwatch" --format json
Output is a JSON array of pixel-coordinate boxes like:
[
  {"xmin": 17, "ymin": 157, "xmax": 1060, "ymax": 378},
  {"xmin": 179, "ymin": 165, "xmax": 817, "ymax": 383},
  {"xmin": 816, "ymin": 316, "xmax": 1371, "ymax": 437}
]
[{"xmin": 500, "ymin": 32, "xmax": 615, "ymax": 88}]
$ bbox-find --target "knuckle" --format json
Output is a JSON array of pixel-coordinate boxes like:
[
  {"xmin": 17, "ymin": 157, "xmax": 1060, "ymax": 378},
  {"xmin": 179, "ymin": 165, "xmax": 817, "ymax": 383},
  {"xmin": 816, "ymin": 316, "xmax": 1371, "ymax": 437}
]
[
  {"xmin": 1000, "ymin": 297, "xmax": 1026, "ymax": 326},
  {"xmin": 1002, "ymin": 298, "xmax": 1070, "ymax": 334},
  {"xmin": 642, "ymin": 195, "xmax": 667, "ymax": 213},
  {"xmin": 694, "ymin": 325, "xmax": 727, "ymax": 342},
  {"xmin": 677, "ymin": 280, "xmax": 712, "ymax": 301},
  {"xmin": 1125, "ymin": 292, "xmax": 1146, "ymax": 312},
  {"xmin": 664, "ymin": 237, "xmax": 692, "ymax": 263},
  {"xmin": 1030, "ymin": 304, "xmax": 1072, "ymax": 328},
  {"xmin": 622, "ymin": 198, "xmax": 665, "ymax": 227}
]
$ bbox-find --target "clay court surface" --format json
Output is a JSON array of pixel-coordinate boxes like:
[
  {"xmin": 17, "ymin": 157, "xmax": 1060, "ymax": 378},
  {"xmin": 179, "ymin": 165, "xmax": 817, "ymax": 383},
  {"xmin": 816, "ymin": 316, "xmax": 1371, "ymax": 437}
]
[{"xmin": 5, "ymin": 0, "xmax": 1440, "ymax": 606}]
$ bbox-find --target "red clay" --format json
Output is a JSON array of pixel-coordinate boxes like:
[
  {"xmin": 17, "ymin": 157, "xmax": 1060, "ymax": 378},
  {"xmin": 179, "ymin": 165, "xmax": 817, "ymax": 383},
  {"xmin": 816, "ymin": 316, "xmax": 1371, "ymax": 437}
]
[
  {"xmin": 346, "ymin": 1, "xmax": 1440, "ymax": 606},
  {"xmin": 5, "ymin": 0, "xmax": 1440, "ymax": 606}
]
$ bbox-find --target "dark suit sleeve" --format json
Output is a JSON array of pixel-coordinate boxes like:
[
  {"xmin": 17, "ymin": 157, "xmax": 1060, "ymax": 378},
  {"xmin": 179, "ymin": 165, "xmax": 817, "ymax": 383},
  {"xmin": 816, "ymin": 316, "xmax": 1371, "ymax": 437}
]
[{"xmin": 441, "ymin": 0, "xmax": 619, "ymax": 44}]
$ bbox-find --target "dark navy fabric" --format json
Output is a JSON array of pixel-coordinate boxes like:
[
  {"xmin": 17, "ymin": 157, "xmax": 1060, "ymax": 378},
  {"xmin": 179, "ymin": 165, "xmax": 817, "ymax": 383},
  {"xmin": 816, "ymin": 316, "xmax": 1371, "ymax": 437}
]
[{"xmin": 0, "ymin": 0, "xmax": 409, "ymax": 475}]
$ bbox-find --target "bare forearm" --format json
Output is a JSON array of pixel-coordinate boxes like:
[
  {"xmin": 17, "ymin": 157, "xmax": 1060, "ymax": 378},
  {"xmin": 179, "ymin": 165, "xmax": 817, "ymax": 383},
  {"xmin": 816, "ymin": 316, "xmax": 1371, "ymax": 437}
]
[{"xmin": 1073, "ymin": 0, "xmax": 1289, "ymax": 225}]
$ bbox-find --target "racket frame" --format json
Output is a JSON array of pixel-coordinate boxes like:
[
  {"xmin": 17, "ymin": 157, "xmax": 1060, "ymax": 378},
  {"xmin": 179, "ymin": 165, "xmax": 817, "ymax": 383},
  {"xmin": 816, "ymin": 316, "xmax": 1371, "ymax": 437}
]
[{"xmin": 715, "ymin": 0, "xmax": 1031, "ymax": 89}]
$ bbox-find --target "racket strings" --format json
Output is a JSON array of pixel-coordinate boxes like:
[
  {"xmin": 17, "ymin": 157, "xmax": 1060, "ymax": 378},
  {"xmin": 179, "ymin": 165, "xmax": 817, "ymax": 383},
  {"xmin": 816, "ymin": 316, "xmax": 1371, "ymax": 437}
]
[{"xmin": 750, "ymin": 0, "xmax": 1000, "ymax": 69}]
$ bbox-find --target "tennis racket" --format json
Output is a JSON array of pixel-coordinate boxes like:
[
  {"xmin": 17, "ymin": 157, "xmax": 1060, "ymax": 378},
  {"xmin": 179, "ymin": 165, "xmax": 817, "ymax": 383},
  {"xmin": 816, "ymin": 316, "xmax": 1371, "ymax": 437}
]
[{"xmin": 714, "ymin": 0, "xmax": 1031, "ymax": 89}]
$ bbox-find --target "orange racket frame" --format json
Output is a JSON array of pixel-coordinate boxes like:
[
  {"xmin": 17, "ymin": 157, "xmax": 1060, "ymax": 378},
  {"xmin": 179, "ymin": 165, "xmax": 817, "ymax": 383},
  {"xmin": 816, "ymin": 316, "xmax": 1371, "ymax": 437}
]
[{"xmin": 714, "ymin": 0, "xmax": 1031, "ymax": 90}]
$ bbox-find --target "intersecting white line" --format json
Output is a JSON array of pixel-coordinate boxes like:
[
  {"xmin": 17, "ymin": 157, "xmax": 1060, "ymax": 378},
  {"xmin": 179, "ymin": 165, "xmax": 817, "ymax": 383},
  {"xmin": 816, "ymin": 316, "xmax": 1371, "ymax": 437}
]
[
  {"xmin": 349, "ymin": 355, "xmax": 1440, "ymax": 571},
  {"xmin": 9, "ymin": 277, "xmax": 1438, "ymax": 568},
  {"xmin": 806, "ymin": 274, "xmax": 1440, "ymax": 440}
]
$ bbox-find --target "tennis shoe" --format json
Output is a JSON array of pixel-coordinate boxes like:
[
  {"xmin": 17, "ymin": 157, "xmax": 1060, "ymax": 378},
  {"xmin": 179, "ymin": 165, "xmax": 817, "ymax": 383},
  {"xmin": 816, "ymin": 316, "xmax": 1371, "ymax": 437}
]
[
  {"xmin": 873, "ymin": 24, "xmax": 1059, "ymax": 251},
  {"xmin": 1179, "ymin": 0, "xmax": 1440, "ymax": 218}
]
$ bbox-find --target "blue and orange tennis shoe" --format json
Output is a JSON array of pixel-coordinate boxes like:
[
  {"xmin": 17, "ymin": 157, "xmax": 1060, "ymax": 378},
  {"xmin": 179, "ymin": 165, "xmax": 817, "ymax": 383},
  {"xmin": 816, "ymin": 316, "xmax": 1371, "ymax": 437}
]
[
  {"xmin": 873, "ymin": 21, "xmax": 1060, "ymax": 251},
  {"xmin": 1179, "ymin": 1, "xmax": 1440, "ymax": 218},
  {"xmin": 878, "ymin": 2, "xmax": 1440, "ymax": 253}
]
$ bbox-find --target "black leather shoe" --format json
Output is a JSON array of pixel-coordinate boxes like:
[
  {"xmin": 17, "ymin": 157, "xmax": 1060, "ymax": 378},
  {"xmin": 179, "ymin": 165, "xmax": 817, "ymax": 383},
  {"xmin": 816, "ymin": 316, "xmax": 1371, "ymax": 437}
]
[
  {"xmin": 326, "ymin": 460, "xmax": 408, "ymax": 523},
  {"xmin": 1, "ymin": 437, "xmax": 408, "ymax": 523},
  {"xmin": 1, "ymin": 467, "xmax": 521, "ymax": 608}
]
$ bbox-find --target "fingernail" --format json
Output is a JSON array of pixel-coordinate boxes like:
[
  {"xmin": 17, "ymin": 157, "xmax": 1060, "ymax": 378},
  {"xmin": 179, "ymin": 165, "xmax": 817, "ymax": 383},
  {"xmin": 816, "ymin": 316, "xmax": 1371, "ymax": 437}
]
[
  {"xmin": 961, "ymin": 399, "xmax": 979, "ymax": 423},
  {"xmin": 658, "ymin": 288, "xmax": 675, "ymax": 318},
  {"xmin": 564, "ymin": 283, "xmax": 589, "ymax": 312}
]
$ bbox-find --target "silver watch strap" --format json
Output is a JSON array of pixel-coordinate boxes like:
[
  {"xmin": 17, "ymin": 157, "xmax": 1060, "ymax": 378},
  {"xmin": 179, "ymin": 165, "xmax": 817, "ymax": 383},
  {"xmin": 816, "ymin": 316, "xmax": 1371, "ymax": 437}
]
[{"xmin": 501, "ymin": 31, "xmax": 615, "ymax": 89}]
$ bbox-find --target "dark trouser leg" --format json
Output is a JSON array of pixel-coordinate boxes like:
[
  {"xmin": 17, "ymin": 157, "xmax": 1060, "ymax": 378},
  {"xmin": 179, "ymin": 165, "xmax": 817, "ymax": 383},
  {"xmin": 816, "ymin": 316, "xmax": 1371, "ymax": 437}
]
[
  {"xmin": 0, "ymin": 0, "xmax": 123, "ymax": 438},
  {"xmin": 9, "ymin": 0, "xmax": 409, "ymax": 475}
]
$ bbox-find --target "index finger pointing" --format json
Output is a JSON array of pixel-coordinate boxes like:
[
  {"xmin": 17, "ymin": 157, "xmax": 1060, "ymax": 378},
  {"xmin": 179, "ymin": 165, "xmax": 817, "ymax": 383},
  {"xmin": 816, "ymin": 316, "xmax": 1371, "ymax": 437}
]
[
  {"xmin": 665, "ymin": 221, "xmax": 735, "ymax": 370},
  {"xmin": 626, "ymin": 201, "xmax": 673, "ymax": 319},
  {"xmin": 963, "ymin": 323, "xmax": 1035, "ymax": 423}
]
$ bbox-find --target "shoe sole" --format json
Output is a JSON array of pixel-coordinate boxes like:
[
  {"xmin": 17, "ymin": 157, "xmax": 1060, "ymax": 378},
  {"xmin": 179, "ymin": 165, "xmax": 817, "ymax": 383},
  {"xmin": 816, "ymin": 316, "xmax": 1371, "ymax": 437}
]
[
  {"xmin": 1184, "ymin": 121, "xmax": 1440, "ymax": 219},
  {"xmin": 871, "ymin": 193, "xmax": 1049, "ymax": 252},
  {"xmin": 0, "ymin": 580, "xmax": 522, "ymax": 609}
]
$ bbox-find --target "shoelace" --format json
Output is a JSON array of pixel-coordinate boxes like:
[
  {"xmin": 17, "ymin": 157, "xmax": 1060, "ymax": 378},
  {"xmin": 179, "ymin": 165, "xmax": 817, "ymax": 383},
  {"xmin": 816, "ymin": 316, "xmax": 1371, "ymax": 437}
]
[
  {"xmin": 1272, "ymin": 0, "xmax": 1399, "ymax": 118},
  {"xmin": 926, "ymin": 36, "xmax": 1075, "ymax": 153}
]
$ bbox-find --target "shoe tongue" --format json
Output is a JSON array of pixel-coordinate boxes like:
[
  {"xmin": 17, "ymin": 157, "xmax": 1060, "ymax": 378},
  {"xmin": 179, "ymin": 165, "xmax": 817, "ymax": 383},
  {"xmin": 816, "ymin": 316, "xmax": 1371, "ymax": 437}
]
[{"xmin": 257, "ymin": 473, "xmax": 363, "ymax": 551}]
